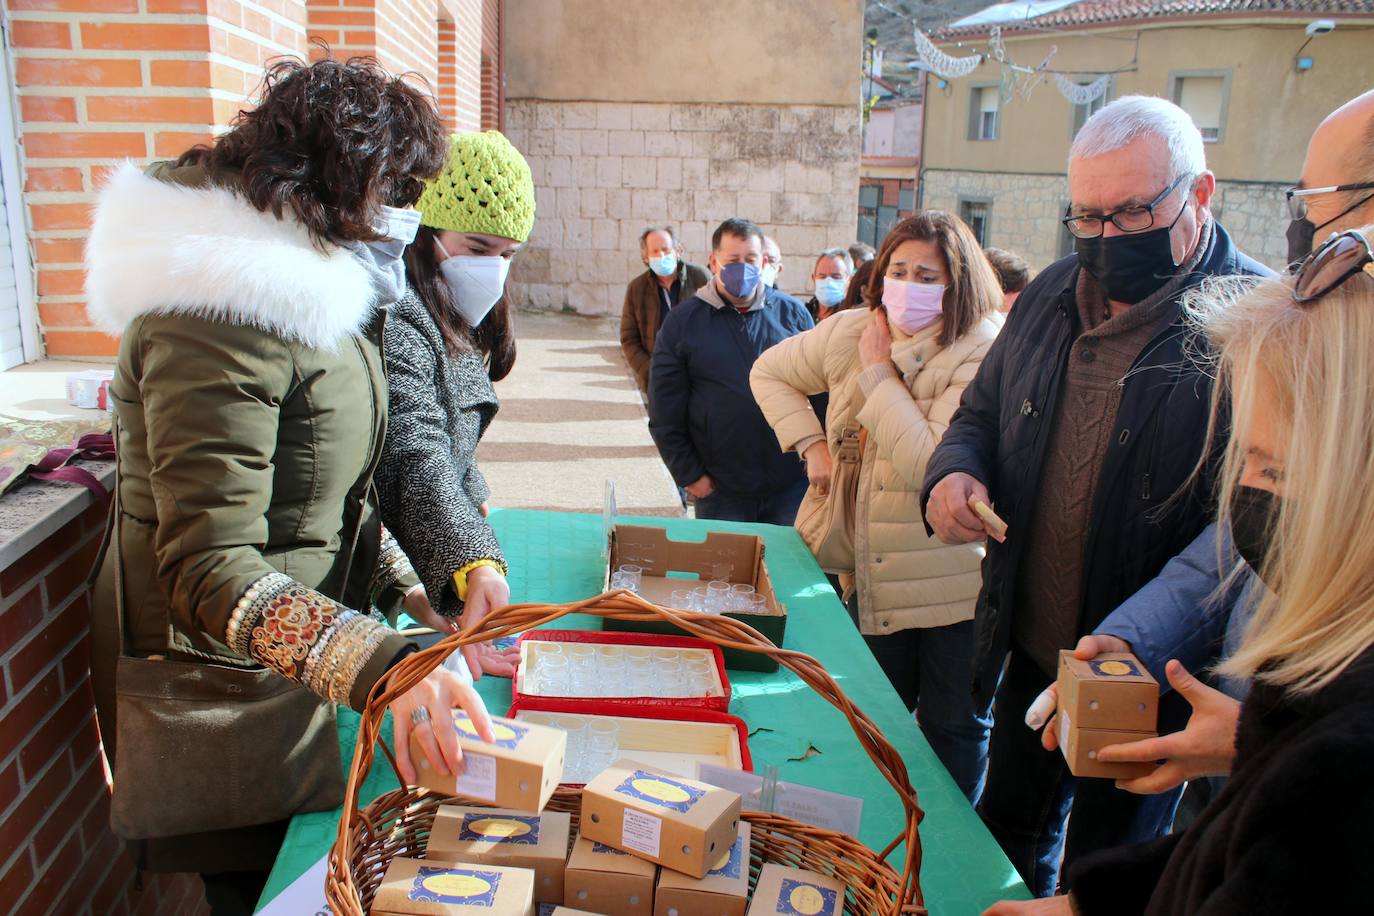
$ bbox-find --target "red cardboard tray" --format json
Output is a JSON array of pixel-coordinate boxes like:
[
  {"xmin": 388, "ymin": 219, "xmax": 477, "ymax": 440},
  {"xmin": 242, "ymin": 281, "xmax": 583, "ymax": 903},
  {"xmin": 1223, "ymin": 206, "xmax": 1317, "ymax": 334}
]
[
  {"xmin": 513, "ymin": 629, "xmax": 731, "ymax": 713},
  {"xmin": 506, "ymin": 700, "xmax": 754, "ymax": 784}
]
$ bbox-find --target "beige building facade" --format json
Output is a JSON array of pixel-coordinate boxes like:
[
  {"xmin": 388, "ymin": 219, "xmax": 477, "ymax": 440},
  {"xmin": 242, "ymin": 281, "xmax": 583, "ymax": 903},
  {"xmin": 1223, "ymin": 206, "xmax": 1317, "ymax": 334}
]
[
  {"xmin": 922, "ymin": 8, "xmax": 1374, "ymax": 271},
  {"xmin": 501, "ymin": 0, "xmax": 863, "ymax": 313}
]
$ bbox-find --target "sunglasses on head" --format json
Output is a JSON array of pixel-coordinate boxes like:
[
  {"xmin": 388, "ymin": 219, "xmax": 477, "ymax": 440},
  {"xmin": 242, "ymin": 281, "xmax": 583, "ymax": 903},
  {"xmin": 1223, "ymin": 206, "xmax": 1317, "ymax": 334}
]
[{"xmin": 1292, "ymin": 229, "xmax": 1374, "ymax": 305}]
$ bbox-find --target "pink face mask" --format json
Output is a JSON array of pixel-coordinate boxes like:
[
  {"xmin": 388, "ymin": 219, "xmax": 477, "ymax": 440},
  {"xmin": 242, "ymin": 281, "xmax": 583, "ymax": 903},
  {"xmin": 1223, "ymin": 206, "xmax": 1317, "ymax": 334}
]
[{"xmin": 881, "ymin": 277, "xmax": 946, "ymax": 333}]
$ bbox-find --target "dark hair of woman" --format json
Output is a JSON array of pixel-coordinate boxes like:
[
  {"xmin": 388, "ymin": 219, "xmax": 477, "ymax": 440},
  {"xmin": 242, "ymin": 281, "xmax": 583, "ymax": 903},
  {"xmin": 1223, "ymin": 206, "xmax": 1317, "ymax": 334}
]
[
  {"xmin": 177, "ymin": 57, "xmax": 447, "ymax": 246},
  {"xmin": 863, "ymin": 211, "xmax": 1002, "ymax": 347},
  {"xmin": 839, "ymin": 259, "xmax": 875, "ymax": 312},
  {"xmin": 403, "ymin": 226, "xmax": 517, "ymax": 382}
]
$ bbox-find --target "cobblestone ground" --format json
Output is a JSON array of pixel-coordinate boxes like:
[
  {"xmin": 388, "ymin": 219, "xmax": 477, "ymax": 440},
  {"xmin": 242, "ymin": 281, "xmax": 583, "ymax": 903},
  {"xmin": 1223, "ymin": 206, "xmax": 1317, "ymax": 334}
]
[{"xmin": 475, "ymin": 311, "xmax": 683, "ymax": 516}]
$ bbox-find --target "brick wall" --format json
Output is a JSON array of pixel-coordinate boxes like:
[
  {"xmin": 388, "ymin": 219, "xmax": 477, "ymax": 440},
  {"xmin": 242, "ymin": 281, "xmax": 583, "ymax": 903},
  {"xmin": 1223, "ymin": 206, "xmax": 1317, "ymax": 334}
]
[
  {"xmin": 502, "ymin": 99, "xmax": 862, "ymax": 315},
  {"xmin": 305, "ymin": 0, "xmax": 375, "ymax": 61},
  {"xmin": 5, "ymin": 0, "xmax": 500, "ymax": 362},
  {"xmin": 7, "ymin": 0, "xmax": 310, "ymax": 359},
  {"xmin": 372, "ymin": 0, "xmax": 437, "ymax": 89},
  {"xmin": 0, "ymin": 499, "xmax": 210, "ymax": 916}
]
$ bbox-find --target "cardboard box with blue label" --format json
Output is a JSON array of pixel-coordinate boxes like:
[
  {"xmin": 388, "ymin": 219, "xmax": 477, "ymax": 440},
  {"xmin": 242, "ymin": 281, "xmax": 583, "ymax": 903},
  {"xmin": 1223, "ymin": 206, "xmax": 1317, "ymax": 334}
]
[
  {"xmin": 548, "ymin": 909, "xmax": 606, "ymax": 916},
  {"xmin": 372, "ymin": 857, "xmax": 535, "ymax": 916},
  {"xmin": 580, "ymin": 759, "xmax": 742, "ymax": 879},
  {"xmin": 426, "ymin": 805, "xmax": 572, "ymax": 905},
  {"xmin": 410, "ymin": 712, "xmax": 567, "ymax": 812},
  {"xmin": 1056, "ymin": 650, "xmax": 1158, "ymax": 780},
  {"xmin": 563, "ymin": 834, "xmax": 657, "ymax": 916},
  {"xmin": 654, "ymin": 821, "xmax": 750, "ymax": 916},
  {"xmin": 744, "ymin": 864, "xmax": 844, "ymax": 916}
]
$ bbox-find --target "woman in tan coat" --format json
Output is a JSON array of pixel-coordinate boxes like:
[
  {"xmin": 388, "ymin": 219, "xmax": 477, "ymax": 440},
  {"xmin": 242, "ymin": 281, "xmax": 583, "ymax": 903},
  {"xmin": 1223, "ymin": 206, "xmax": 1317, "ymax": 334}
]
[{"xmin": 751, "ymin": 212, "xmax": 1003, "ymax": 802}]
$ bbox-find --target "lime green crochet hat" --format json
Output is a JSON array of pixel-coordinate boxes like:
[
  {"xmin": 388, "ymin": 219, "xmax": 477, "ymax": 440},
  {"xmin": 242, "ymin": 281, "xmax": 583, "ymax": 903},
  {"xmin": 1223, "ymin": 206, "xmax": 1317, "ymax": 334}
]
[{"xmin": 418, "ymin": 131, "xmax": 536, "ymax": 242}]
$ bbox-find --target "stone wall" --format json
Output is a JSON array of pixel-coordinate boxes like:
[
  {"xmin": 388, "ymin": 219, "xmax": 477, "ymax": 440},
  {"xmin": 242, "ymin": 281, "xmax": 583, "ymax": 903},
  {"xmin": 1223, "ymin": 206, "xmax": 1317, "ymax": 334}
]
[
  {"xmin": 503, "ymin": 100, "xmax": 862, "ymax": 315},
  {"xmin": 921, "ymin": 169, "xmax": 1070, "ymax": 271},
  {"xmin": 922, "ymin": 169, "xmax": 1290, "ymax": 274},
  {"xmin": 1212, "ymin": 180, "xmax": 1289, "ymax": 269}
]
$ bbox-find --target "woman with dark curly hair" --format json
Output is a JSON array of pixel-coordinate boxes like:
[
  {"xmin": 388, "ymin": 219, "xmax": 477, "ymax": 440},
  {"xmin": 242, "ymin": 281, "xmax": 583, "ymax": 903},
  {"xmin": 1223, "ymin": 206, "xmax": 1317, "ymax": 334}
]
[{"xmin": 86, "ymin": 58, "xmax": 494, "ymax": 914}]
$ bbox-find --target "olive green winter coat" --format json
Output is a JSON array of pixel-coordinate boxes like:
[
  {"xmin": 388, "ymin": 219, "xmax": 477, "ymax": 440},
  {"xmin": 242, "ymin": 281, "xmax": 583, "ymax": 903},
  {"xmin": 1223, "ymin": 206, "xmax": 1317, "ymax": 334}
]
[{"xmin": 86, "ymin": 161, "xmax": 418, "ymax": 873}]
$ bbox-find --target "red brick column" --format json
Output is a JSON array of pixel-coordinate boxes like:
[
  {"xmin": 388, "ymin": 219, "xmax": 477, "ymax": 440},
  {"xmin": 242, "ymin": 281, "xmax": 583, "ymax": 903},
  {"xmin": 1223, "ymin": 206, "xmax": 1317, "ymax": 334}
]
[
  {"xmin": 479, "ymin": 0, "xmax": 500, "ymax": 130},
  {"xmin": 437, "ymin": 18, "xmax": 457, "ymax": 129},
  {"xmin": 0, "ymin": 502, "xmax": 209, "ymax": 915}
]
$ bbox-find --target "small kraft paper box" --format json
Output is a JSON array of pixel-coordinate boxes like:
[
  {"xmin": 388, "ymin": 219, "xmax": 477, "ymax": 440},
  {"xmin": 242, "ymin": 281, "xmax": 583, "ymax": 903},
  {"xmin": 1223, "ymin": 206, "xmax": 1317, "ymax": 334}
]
[
  {"xmin": 564, "ymin": 834, "xmax": 658, "ymax": 916},
  {"xmin": 654, "ymin": 821, "xmax": 750, "ymax": 916},
  {"xmin": 745, "ymin": 864, "xmax": 844, "ymax": 916},
  {"xmin": 1056, "ymin": 650, "xmax": 1159, "ymax": 779},
  {"xmin": 410, "ymin": 711, "xmax": 567, "ymax": 812},
  {"xmin": 426, "ymin": 805, "xmax": 572, "ymax": 904},
  {"xmin": 371, "ymin": 857, "xmax": 535, "ymax": 916},
  {"xmin": 549, "ymin": 909, "xmax": 604, "ymax": 916},
  {"xmin": 580, "ymin": 758, "xmax": 742, "ymax": 879}
]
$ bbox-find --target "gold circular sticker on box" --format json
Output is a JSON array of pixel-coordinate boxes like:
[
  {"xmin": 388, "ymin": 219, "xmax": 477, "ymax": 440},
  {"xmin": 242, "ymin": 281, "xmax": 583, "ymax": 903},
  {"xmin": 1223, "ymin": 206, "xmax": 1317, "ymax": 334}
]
[
  {"xmin": 789, "ymin": 885, "xmax": 826, "ymax": 914},
  {"xmin": 468, "ymin": 818, "xmax": 532, "ymax": 839},
  {"xmin": 1096, "ymin": 661, "xmax": 1133, "ymax": 676},
  {"xmin": 630, "ymin": 777, "xmax": 693, "ymax": 805},
  {"xmin": 423, "ymin": 874, "xmax": 493, "ymax": 897}
]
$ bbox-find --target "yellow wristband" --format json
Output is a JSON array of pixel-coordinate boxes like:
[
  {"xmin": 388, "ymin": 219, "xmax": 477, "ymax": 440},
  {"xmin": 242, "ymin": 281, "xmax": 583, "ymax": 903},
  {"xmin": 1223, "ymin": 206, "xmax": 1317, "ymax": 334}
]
[{"xmin": 452, "ymin": 559, "xmax": 506, "ymax": 601}]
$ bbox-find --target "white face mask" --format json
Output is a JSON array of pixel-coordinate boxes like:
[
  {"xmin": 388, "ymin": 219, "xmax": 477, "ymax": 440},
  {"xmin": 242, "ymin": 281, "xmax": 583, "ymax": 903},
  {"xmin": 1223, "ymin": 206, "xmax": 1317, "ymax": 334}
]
[
  {"xmin": 761, "ymin": 263, "xmax": 779, "ymax": 287},
  {"xmin": 437, "ymin": 240, "xmax": 511, "ymax": 327}
]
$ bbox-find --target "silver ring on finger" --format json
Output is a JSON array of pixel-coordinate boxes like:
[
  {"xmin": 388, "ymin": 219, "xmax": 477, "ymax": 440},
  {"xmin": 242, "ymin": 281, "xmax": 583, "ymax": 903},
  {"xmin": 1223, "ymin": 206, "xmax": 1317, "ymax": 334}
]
[{"xmin": 410, "ymin": 706, "xmax": 431, "ymax": 727}]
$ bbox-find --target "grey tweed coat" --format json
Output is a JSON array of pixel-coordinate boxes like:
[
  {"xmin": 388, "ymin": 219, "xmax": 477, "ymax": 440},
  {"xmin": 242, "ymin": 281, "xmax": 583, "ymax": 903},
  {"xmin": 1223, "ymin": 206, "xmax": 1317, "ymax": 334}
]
[{"xmin": 376, "ymin": 287, "xmax": 505, "ymax": 618}]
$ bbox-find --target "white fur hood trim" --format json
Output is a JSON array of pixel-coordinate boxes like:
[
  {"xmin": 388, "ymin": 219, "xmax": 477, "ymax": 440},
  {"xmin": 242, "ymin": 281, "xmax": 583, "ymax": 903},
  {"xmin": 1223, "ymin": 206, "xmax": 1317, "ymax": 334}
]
[{"xmin": 85, "ymin": 162, "xmax": 375, "ymax": 350}]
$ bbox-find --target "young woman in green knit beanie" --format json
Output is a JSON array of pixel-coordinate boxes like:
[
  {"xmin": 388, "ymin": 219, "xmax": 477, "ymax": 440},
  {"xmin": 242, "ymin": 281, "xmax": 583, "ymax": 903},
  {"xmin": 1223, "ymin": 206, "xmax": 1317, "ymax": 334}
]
[{"xmin": 374, "ymin": 130, "xmax": 537, "ymax": 678}]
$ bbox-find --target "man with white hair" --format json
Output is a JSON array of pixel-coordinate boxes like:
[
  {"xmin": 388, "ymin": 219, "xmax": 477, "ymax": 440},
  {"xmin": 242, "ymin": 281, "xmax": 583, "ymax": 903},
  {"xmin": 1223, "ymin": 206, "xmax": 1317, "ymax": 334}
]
[{"xmin": 921, "ymin": 96, "xmax": 1272, "ymax": 895}]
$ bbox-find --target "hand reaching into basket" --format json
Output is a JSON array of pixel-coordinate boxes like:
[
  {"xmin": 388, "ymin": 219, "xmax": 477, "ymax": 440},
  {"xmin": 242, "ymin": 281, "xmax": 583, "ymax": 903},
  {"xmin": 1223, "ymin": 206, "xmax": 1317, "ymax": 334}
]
[{"xmin": 388, "ymin": 656, "xmax": 496, "ymax": 784}]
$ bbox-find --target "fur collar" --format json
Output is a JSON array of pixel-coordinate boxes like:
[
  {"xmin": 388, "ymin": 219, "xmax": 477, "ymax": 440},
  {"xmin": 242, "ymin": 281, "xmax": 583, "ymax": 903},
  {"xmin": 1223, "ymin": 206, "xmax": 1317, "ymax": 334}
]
[{"xmin": 84, "ymin": 162, "xmax": 375, "ymax": 350}]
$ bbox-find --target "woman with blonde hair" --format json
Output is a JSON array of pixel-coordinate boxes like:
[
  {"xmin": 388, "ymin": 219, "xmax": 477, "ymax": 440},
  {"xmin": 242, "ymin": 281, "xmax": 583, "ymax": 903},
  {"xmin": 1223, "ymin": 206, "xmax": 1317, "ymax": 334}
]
[
  {"xmin": 750, "ymin": 211, "xmax": 1004, "ymax": 802},
  {"xmin": 987, "ymin": 229, "xmax": 1374, "ymax": 914}
]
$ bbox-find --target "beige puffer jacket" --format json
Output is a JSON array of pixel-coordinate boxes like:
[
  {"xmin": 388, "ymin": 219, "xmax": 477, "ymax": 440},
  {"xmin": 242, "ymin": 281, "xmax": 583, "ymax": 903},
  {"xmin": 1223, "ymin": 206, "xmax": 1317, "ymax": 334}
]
[{"xmin": 750, "ymin": 307, "xmax": 1003, "ymax": 635}]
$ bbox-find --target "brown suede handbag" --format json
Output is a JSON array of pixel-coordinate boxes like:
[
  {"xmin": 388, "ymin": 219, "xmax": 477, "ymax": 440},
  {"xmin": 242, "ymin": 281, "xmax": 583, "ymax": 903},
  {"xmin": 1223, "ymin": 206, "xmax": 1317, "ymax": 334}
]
[{"xmin": 104, "ymin": 420, "xmax": 343, "ymax": 841}]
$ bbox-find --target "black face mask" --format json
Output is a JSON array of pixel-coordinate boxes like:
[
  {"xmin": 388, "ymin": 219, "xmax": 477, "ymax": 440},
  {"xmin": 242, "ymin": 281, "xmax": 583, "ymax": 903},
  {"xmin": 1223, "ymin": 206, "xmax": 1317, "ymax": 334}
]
[
  {"xmin": 1230, "ymin": 485, "xmax": 1279, "ymax": 585},
  {"xmin": 1075, "ymin": 205, "xmax": 1187, "ymax": 306},
  {"xmin": 1286, "ymin": 192, "xmax": 1374, "ymax": 268}
]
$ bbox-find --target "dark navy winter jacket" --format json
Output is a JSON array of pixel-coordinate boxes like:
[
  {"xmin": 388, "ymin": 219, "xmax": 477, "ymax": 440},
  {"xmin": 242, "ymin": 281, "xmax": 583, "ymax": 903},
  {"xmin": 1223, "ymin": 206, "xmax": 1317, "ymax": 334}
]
[
  {"xmin": 921, "ymin": 223, "xmax": 1273, "ymax": 702},
  {"xmin": 648, "ymin": 287, "xmax": 813, "ymax": 496}
]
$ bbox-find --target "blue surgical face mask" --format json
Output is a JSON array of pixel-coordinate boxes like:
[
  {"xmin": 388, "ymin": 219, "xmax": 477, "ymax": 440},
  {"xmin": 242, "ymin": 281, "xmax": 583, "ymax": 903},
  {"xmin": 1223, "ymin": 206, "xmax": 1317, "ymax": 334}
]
[
  {"xmin": 649, "ymin": 254, "xmax": 678, "ymax": 277},
  {"xmin": 719, "ymin": 262, "xmax": 761, "ymax": 299},
  {"xmin": 815, "ymin": 278, "xmax": 847, "ymax": 308}
]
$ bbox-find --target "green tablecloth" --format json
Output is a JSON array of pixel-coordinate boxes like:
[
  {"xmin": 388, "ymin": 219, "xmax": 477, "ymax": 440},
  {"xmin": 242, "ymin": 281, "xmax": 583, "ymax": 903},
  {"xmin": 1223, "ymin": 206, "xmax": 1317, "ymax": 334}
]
[{"xmin": 256, "ymin": 509, "xmax": 1029, "ymax": 914}]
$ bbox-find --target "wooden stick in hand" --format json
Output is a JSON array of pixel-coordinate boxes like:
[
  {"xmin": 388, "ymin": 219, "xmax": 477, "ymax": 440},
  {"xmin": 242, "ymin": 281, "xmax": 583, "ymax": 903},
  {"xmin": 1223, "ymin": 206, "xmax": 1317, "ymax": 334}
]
[{"xmin": 968, "ymin": 497, "xmax": 1008, "ymax": 543}]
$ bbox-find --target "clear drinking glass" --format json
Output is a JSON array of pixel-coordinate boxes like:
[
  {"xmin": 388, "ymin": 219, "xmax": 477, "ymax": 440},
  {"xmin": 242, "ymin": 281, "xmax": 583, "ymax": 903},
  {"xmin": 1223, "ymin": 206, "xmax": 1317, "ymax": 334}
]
[
  {"xmin": 586, "ymin": 720, "xmax": 621, "ymax": 775},
  {"xmin": 729, "ymin": 583, "xmax": 755, "ymax": 612},
  {"xmin": 567, "ymin": 644, "xmax": 598, "ymax": 696},
  {"xmin": 706, "ymin": 580, "xmax": 732, "ymax": 613},
  {"xmin": 552, "ymin": 716, "xmax": 591, "ymax": 782},
  {"xmin": 616, "ymin": 564, "xmax": 643, "ymax": 591},
  {"xmin": 653, "ymin": 649, "xmax": 684, "ymax": 696},
  {"xmin": 670, "ymin": 588, "xmax": 694, "ymax": 611},
  {"xmin": 686, "ymin": 657, "xmax": 716, "ymax": 694},
  {"xmin": 691, "ymin": 586, "xmax": 710, "ymax": 612},
  {"xmin": 536, "ymin": 653, "xmax": 569, "ymax": 695}
]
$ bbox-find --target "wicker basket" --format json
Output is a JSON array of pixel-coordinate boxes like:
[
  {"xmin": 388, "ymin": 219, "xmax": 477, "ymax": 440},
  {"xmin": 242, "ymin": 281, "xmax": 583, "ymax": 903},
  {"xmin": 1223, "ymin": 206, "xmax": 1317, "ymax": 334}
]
[{"xmin": 326, "ymin": 590, "xmax": 928, "ymax": 915}]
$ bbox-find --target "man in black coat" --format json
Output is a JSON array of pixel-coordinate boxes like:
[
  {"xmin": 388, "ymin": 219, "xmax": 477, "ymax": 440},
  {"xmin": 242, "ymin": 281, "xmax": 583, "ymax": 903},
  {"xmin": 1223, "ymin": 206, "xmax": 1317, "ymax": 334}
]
[{"xmin": 921, "ymin": 96, "xmax": 1272, "ymax": 896}]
